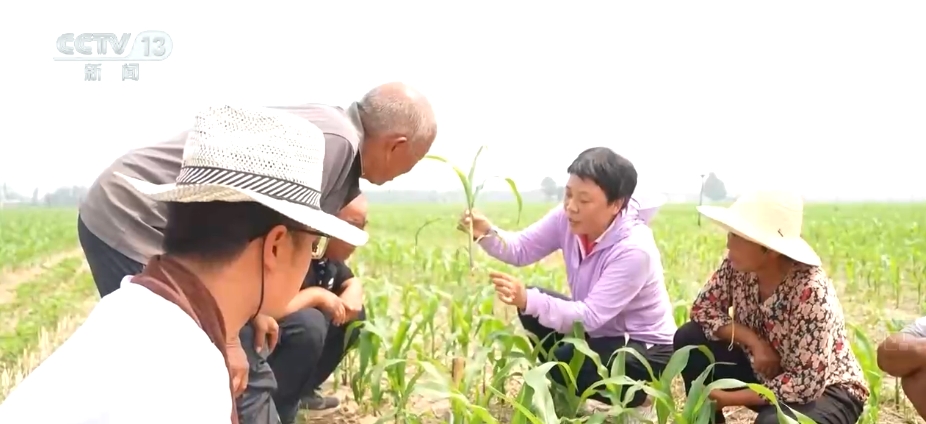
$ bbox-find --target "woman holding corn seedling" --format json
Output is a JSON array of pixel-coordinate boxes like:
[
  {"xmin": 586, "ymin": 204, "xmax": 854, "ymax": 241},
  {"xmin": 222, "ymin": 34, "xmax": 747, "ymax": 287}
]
[
  {"xmin": 259, "ymin": 194, "xmax": 368, "ymax": 424},
  {"xmin": 876, "ymin": 315, "xmax": 926, "ymax": 419},
  {"xmin": 674, "ymin": 190, "xmax": 869, "ymax": 424},
  {"xmin": 0, "ymin": 106, "xmax": 368, "ymax": 424},
  {"xmin": 459, "ymin": 147, "xmax": 676, "ymax": 419}
]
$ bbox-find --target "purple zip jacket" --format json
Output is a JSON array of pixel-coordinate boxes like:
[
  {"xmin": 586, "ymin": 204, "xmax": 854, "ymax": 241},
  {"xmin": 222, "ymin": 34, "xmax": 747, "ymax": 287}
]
[{"xmin": 478, "ymin": 199, "xmax": 677, "ymax": 345}]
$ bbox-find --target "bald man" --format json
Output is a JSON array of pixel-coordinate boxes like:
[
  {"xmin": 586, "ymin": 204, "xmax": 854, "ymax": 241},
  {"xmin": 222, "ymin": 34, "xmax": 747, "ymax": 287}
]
[
  {"xmin": 76, "ymin": 83, "xmax": 436, "ymax": 424},
  {"xmin": 265, "ymin": 194, "xmax": 368, "ymax": 423}
]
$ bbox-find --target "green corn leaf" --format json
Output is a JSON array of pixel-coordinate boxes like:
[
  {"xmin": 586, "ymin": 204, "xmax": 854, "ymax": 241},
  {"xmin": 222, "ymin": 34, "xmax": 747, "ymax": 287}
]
[
  {"xmin": 658, "ymin": 344, "xmax": 714, "ymax": 390},
  {"xmin": 744, "ymin": 383, "xmax": 818, "ymax": 424},
  {"xmin": 414, "ymin": 217, "xmax": 445, "ymax": 250},
  {"xmin": 681, "ymin": 362, "xmax": 731, "ymax": 419},
  {"xmin": 522, "ymin": 362, "xmax": 562, "ymax": 424},
  {"xmin": 560, "ymin": 337, "xmax": 607, "ymax": 377},
  {"xmin": 468, "ymin": 145, "xmax": 487, "ymax": 191},
  {"xmin": 474, "ymin": 176, "xmax": 524, "ymax": 225},
  {"xmin": 605, "ymin": 346, "xmax": 658, "ymax": 383},
  {"xmin": 426, "ymin": 154, "xmax": 474, "ymax": 207},
  {"xmin": 488, "ymin": 385, "xmax": 544, "ymax": 424}
]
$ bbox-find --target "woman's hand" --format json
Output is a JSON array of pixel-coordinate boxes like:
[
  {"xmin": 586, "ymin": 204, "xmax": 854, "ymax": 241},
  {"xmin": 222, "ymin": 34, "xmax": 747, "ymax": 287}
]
[
  {"xmin": 749, "ymin": 339, "xmax": 782, "ymax": 378},
  {"xmin": 458, "ymin": 209, "xmax": 493, "ymax": 240},
  {"xmin": 489, "ymin": 271, "xmax": 527, "ymax": 310}
]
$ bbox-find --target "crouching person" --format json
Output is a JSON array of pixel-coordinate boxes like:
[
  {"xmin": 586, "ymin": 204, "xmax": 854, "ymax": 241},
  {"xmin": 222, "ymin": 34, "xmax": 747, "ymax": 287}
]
[
  {"xmin": 877, "ymin": 316, "xmax": 926, "ymax": 420},
  {"xmin": 674, "ymin": 190, "xmax": 869, "ymax": 424},
  {"xmin": 460, "ymin": 148, "xmax": 677, "ymax": 419},
  {"xmin": 269, "ymin": 194, "xmax": 368, "ymax": 423},
  {"xmin": 0, "ymin": 106, "xmax": 368, "ymax": 424}
]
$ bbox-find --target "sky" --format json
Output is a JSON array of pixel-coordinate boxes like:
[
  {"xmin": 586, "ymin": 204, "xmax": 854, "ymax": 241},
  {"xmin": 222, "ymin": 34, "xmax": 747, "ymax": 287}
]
[{"xmin": 0, "ymin": 1, "xmax": 924, "ymax": 201}]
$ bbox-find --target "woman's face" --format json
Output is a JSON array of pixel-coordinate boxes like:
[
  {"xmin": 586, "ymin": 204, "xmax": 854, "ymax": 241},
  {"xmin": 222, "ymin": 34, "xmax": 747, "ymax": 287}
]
[
  {"xmin": 725, "ymin": 232, "xmax": 773, "ymax": 272},
  {"xmin": 563, "ymin": 174, "xmax": 622, "ymax": 236}
]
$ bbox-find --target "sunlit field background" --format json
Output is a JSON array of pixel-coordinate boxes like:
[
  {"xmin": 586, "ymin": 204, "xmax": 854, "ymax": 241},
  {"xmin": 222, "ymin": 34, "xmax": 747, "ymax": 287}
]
[{"xmin": 0, "ymin": 203, "xmax": 924, "ymax": 423}]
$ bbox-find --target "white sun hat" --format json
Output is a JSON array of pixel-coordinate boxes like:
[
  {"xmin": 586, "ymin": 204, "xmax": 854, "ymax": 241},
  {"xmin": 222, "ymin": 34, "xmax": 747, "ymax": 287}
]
[
  {"xmin": 630, "ymin": 191, "xmax": 666, "ymax": 225},
  {"xmin": 115, "ymin": 105, "xmax": 368, "ymax": 247},
  {"xmin": 696, "ymin": 190, "xmax": 820, "ymax": 266}
]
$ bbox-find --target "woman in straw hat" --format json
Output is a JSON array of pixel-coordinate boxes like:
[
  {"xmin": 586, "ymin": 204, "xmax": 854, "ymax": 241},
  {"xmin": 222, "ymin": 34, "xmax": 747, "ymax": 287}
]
[
  {"xmin": 672, "ymin": 190, "xmax": 868, "ymax": 424},
  {"xmin": 0, "ymin": 106, "xmax": 367, "ymax": 424}
]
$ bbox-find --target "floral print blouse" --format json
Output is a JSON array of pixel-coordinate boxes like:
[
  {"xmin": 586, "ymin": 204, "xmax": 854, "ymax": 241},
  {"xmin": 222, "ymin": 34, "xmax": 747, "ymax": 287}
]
[{"xmin": 690, "ymin": 258, "xmax": 869, "ymax": 405}]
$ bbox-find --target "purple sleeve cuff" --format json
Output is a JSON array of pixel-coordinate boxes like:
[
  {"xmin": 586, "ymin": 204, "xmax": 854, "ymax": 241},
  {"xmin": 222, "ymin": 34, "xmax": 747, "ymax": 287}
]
[{"xmin": 523, "ymin": 287, "xmax": 543, "ymax": 316}]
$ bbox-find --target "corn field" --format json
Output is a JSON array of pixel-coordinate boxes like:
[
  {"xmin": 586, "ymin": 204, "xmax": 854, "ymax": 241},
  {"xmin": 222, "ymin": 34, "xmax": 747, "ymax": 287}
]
[{"xmin": 0, "ymin": 203, "xmax": 924, "ymax": 424}]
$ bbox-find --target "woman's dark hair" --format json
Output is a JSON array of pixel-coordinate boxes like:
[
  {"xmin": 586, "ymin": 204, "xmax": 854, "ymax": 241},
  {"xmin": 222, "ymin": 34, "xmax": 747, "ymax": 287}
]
[
  {"xmin": 566, "ymin": 147, "xmax": 637, "ymax": 208},
  {"xmin": 163, "ymin": 201, "xmax": 303, "ymax": 264}
]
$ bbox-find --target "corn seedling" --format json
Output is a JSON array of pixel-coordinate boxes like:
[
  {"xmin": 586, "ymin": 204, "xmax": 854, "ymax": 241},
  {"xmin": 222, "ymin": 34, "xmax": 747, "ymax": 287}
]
[{"xmin": 421, "ymin": 146, "xmax": 523, "ymax": 270}]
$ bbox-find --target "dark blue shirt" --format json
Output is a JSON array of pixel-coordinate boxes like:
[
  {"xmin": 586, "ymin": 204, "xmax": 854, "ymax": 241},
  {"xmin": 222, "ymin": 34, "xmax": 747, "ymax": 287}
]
[{"xmin": 301, "ymin": 259, "xmax": 354, "ymax": 294}]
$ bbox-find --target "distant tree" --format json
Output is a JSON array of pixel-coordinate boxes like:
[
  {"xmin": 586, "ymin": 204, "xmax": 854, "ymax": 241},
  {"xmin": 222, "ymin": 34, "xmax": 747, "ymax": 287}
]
[
  {"xmin": 43, "ymin": 185, "xmax": 89, "ymax": 207},
  {"xmin": 540, "ymin": 177, "xmax": 559, "ymax": 201},
  {"xmin": 703, "ymin": 172, "xmax": 727, "ymax": 201},
  {"xmin": 31, "ymin": 188, "xmax": 39, "ymax": 205}
]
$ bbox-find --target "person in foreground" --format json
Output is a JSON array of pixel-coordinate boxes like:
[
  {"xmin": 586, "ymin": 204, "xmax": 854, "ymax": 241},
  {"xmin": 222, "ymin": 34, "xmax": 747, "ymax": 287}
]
[
  {"xmin": 459, "ymin": 147, "xmax": 677, "ymax": 419},
  {"xmin": 876, "ymin": 316, "xmax": 926, "ymax": 419},
  {"xmin": 264, "ymin": 194, "xmax": 368, "ymax": 423},
  {"xmin": 674, "ymin": 190, "xmax": 869, "ymax": 424},
  {"xmin": 0, "ymin": 105, "xmax": 368, "ymax": 423},
  {"xmin": 75, "ymin": 82, "xmax": 435, "ymax": 421}
]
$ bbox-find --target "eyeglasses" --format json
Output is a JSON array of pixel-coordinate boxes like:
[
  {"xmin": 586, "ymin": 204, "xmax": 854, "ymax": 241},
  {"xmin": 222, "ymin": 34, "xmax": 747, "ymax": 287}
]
[
  {"xmin": 245, "ymin": 225, "xmax": 327, "ymax": 262},
  {"xmin": 312, "ymin": 237, "xmax": 330, "ymax": 260},
  {"xmin": 290, "ymin": 227, "xmax": 326, "ymax": 238},
  {"xmin": 287, "ymin": 226, "xmax": 329, "ymax": 259}
]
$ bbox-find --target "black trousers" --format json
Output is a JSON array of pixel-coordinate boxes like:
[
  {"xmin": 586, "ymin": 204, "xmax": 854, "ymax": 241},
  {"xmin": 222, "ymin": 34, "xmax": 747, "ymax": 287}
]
[
  {"xmin": 673, "ymin": 321, "xmax": 864, "ymax": 424},
  {"xmin": 520, "ymin": 287, "xmax": 674, "ymax": 408},
  {"xmin": 77, "ymin": 215, "xmax": 144, "ymax": 298},
  {"xmin": 240, "ymin": 306, "xmax": 364, "ymax": 424}
]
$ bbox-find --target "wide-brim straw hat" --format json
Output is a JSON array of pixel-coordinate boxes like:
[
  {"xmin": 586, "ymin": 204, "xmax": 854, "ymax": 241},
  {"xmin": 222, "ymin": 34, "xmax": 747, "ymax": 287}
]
[
  {"xmin": 116, "ymin": 105, "xmax": 368, "ymax": 247},
  {"xmin": 696, "ymin": 190, "xmax": 821, "ymax": 266}
]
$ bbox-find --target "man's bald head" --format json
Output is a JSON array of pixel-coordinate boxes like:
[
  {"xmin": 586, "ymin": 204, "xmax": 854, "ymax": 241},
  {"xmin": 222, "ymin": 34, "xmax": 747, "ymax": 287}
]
[
  {"xmin": 358, "ymin": 82, "xmax": 437, "ymax": 149},
  {"xmin": 356, "ymin": 82, "xmax": 438, "ymax": 185}
]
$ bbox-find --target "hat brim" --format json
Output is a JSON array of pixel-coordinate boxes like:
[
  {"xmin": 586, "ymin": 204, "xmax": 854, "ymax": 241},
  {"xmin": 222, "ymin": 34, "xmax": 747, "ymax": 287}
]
[
  {"xmin": 117, "ymin": 172, "xmax": 369, "ymax": 247},
  {"xmin": 697, "ymin": 205, "xmax": 821, "ymax": 267}
]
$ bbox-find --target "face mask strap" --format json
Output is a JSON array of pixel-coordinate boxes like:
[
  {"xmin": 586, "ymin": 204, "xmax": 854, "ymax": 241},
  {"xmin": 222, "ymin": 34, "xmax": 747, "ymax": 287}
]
[{"xmin": 250, "ymin": 236, "xmax": 267, "ymax": 322}]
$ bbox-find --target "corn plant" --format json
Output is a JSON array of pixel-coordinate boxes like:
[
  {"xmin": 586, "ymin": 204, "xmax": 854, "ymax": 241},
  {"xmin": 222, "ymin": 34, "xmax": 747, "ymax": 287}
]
[
  {"xmin": 849, "ymin": 323, "xmax": 882, "ymax": 424},
  {"xmin": 488, "ymin": 323, "xmax": 820, "ymax": 424},
  {"xmin": 422, "ymin": 146, "xmax": 523, "ymax": 270}
]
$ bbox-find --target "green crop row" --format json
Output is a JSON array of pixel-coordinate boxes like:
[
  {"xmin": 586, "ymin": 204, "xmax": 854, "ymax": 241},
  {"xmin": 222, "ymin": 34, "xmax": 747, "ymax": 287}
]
[{"xmin": 0, "ymin": 209, "xmax": 79, "ymax": 270}]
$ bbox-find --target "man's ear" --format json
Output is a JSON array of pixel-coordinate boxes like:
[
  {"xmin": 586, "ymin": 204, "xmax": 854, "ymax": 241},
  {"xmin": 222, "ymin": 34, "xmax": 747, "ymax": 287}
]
[
  {"xmin": 262, "ymin": 225, "xmax": 289, "ymax": 267},
  {"xmin": 389, "ymin": 136, "xmax": 408, "ymax": 152}
]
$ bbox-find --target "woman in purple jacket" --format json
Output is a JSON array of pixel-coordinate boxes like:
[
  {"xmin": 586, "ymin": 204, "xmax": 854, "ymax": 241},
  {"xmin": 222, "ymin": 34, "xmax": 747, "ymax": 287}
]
[{"xmin": 459, "ymin": 147, "xmax": 676, "ymax": 417}]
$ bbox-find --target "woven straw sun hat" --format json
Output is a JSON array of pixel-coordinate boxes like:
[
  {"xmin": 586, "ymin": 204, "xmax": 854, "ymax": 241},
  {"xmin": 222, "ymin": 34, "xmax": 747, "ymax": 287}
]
[
  {"xmin": 696, "ymin": 190, "xmax": 821, "ymax": 267},
  {"xmin": 115, "ymin": 105, "xmax": 369, "ymax": 247}
]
